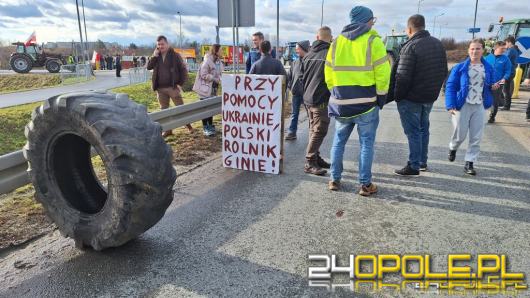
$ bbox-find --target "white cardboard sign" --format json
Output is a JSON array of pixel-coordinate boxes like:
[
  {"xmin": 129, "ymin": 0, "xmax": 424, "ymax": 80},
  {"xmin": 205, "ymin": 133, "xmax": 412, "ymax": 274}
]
[{"xmin": 221, "ymin": 74, "xmax": 283, "ymax": 174}]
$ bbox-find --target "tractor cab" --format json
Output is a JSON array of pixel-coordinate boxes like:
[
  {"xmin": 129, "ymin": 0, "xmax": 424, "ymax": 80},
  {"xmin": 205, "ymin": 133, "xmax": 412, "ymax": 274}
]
[
  {"xmin": 488, "ymin": 18, "xmax": 530, "ymax": 41},
  {"xmin": 13, "ymin": 42, "xmax": 43, "ymax": 60},
  {"xmin": 384, "ymin": 34, "xmax": 408, "ymax": 66}
]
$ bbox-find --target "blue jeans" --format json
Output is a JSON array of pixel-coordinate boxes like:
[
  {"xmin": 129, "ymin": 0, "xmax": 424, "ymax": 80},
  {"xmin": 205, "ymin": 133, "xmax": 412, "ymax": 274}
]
[
  {"xmin": 396, "ymin": 100, "xmax": 433, "ymax": 170},
  {"xmin": 288, "ymin": 95, "xmax": 303, "ymax": 134},
  {"xmin": 330, "ymin": 107, "xmax": 379, "ymax": 186}
]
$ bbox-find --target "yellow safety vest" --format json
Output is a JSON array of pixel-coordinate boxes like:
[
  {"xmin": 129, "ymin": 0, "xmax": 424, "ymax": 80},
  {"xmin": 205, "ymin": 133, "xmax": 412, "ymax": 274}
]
[{"xmin": 325, "ymin": 29, "xmax": 390, "ymax": 109}]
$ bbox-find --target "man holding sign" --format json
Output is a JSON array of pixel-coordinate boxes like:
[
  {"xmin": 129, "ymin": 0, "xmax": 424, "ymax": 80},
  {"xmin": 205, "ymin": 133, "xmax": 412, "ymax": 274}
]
[{"xmin": 221, "ymin": 73, "xmax": 284, "ymax": 174}]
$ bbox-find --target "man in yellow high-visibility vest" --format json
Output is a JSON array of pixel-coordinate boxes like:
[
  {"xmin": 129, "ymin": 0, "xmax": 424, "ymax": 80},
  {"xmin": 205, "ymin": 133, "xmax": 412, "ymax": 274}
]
[{"xmin": 326, "ymin": 6, "xmax": 390, "ymax": 196}]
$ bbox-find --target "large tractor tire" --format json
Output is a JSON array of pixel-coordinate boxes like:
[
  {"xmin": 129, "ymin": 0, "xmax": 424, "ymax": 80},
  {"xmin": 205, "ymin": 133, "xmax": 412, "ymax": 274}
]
[
  {"xmin": 10, "ymin": 54, "xmax": 32, "ymax": 73},
  {"xmin": 23, "ymin": 92, "xmax": 176, "ymax": 250},
  {"xmin": 45, "ymin": 59, "xmax": 61, "ymax": 73}
]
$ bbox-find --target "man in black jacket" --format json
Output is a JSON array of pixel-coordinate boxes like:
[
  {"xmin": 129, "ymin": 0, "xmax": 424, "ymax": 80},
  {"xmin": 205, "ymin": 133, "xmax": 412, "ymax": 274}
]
[
  {"xmin": 249, "ymin": 41, "xmax": 287, "ymax": 76},
  {"xmin": 388, "ymin": 15, "xmax": 448, "ymax": 175},
  {"xmin": 301, "ymin": 26, "xmax": 333, "ymax": 176}
]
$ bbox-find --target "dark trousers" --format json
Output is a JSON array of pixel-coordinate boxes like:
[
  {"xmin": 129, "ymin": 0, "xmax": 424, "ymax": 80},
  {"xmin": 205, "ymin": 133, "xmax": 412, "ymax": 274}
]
[
  {"xmin": 201, "ymin": 86, "xmax": 217, "ymax": 128},
  {"xmin": 397, "ymin": 100, "xmax": 434, "ymax": 170},
  {"xmin": 526, "ymin": 98, "xmax": 530, "ymax": 119},
  {"xmin": 502, "ymin": 73, "xmax": 515, "ymax": 108},
  {"xmin": 305, "ymin": 104, "xmax": 330, "ymax": 161},
  {"xmin": 490, "ymin": 88, "xmax": 504, "ymax": 119},
  {"xmin": 201, "ymin": 95, "xmax": 213, "ymax": 127},
  {"xmin": 116, "ymin": 66, "xmax": 121, "ymax": 77}
]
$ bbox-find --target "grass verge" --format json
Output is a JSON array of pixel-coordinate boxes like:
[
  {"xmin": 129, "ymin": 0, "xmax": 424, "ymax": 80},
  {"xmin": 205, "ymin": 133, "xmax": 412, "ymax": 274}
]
[
  {"xmin": 0, "ymin": 74, "xmax": 62, "ymax": 94},
  {"xmin": 0, "ymin": 75, "xmax": 224, "ymax": 251}
]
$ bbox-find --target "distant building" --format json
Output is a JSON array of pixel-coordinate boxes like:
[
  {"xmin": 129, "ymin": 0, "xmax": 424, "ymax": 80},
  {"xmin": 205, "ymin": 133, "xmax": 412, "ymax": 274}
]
[{"xmin": 44, "ymin": 41, "xmax": 120, "ymax": 51}]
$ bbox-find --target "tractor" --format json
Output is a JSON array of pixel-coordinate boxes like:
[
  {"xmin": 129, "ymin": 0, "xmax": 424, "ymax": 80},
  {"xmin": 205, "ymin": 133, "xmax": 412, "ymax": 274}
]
[
  {"xmin": 281, "ymin": 42, "xmax": 298, "ymax": 66},
  {"xmin": 384, "ymin": 34, "xmax": 408, "ymax": 66},
  {"xmin": 488, "ymin": 18, "xmax": 530, "ymax": 83},
  {"xmin": 9, "ymin": 42, "xmax": 66, "ymax": 74}
]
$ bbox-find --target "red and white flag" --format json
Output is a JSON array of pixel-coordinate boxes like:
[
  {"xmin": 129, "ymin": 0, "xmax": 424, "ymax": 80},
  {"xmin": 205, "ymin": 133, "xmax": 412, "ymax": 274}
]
[{"xmin": 25, "ymin": 31, "xmax": 36, "ymax": 46}]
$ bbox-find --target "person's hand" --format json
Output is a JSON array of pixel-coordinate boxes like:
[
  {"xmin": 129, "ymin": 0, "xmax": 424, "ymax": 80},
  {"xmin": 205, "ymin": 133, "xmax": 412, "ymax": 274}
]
[
  {"xmin": 492, "ymin": 83, "xmax": 500, "ymax": 90},
  {"xmin": 153, "ymin": 48, "xmax": 160, "ymax": 57},
  {"xmin": 448, "ymin": 109, "xmax": 456, "ymax": 115},
  {"xmin": 499, "ymin": 79, "xmax": 506, "ymax": 85}
]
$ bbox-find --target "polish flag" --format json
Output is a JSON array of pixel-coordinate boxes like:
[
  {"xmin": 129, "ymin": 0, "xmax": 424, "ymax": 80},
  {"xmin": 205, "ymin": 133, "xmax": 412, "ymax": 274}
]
[{"xmin": 25, "ymin": 31, "xmax": 36, "ymax": 46}]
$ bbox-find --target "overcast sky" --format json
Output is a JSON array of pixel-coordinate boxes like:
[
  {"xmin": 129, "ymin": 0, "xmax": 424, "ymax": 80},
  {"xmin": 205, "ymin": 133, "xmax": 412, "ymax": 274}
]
[{"xmin": 0, "ymin": 0, "xmax": 529, "ymax": 47}]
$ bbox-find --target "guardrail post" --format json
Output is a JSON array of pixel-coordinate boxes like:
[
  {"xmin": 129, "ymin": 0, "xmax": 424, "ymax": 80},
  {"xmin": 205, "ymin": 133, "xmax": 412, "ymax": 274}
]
[{"xmin": 0, "ymin": 95, "xmax": 222, "ymax": 195}]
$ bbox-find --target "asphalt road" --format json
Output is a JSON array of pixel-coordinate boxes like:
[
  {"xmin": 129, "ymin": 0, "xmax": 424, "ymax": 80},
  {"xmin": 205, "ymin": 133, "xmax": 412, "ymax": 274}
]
[
  {"xmin": 0, "ymin": 94, "xmax": 529, "ymax": 297},
  {"xmin": 0, "ymin": 70, "xmax": 131, "ymax": 108},
  {"xmin": 0, "ymin": 70, "xmax": 52, "ymax": 75}
]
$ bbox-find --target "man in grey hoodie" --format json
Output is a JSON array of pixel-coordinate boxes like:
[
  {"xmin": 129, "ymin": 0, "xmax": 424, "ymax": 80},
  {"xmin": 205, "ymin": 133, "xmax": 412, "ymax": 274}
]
[{"xmin": 285, "ymin": 40, "xmax": 310, "ymax": 140}]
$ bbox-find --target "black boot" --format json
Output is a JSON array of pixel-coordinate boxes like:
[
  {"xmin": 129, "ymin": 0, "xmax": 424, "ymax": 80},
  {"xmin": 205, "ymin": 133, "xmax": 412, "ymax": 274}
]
[
  {"xmin": 448, "ymin": 150, "xmax": 456, "ymax": 162},
  {"xmin": 465, "ymin": 162, "xmax": 476, "ymax": 176},
  {"xmin": 317, "ymin": 155, "xmax": 331, "ymax": 169},
  {"xmin": 394, "ymin": 164, "xmax": 420, "ymax": 176},
  {"xmin": 304, "ymin": 159, "xmax": 326, "ymax": 176}
]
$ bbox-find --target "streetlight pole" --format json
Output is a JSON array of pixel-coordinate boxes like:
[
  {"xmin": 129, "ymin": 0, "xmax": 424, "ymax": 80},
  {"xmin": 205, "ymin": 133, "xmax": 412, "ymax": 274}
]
[
  {"xmin": 81, "ymin": 0, "xmax": 88, "ymax": 61},
  {"xmin": 433, "ymin": 12, "xmax": 444, "ymax": 34},
  {"xmin": 276, "ymin": 0, "xmax": 279, "ymax": 60},
  {"xmin": 321, "ymin": 0, "xmax": 324, "ymax": 27},
  {"xmin": 177, "ymin": 12, "xmax": 182, "ymax": 49},
  {"xmin": 472, "ymin": 0, "xmax": 479, "ymax": 38},
  {"xmin": 439, "ymin": 22, "xmax": 448, "ymax": 39},
  {"xmin": 417, "ymin": 0, "xmax": 424, "ymax": 14},
  {"xmin": 75, "ymin": 0, "xmax": 85, "ymax": 64},
  {"xmin": 215, "ymin": 26, "xmax": 220, "ymax": 44}
]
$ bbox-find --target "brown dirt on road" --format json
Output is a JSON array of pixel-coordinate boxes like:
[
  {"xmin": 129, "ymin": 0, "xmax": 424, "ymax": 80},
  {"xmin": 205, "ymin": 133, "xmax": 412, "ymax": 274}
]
[{"xmin": 0, "ymin": 186, "xmax": 55, "ymax": 251}]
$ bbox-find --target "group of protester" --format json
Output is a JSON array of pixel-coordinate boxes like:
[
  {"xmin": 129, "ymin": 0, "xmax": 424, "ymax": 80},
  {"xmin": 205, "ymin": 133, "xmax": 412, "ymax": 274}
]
[
  {"xmin": 248, "ymin": 6, "xmax": 527, "ymax": 196},
  {"xmin": 145, "ymin": 6, "xmax": 528, "ymax": 196},
  {"xmin": 132, "ymin": 56, "xmax": 148, "ymax": 68},
  {"xmin": 98, "ymin": 55, "xmax": 116, "ymax": 70}
]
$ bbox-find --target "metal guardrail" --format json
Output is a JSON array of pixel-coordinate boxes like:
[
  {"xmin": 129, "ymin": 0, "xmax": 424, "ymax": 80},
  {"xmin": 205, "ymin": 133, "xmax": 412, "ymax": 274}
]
[
  {"xmin": 0, "ymin": 95, "xmax": 222, "ymax": 195},
  {"xmin": 187, "ymin": 63, "xmax": 200, "ymax": 73},
  {"xmin": 60, "ymin": 63, "xmax": 93, "ymax": 84},
  {"xmin": 128, "ymin": 67, "xmax": 151, "ymax": 85},
  {"xmin": 188, "ymin": 63, "xmax": 241, "ymax": 73}
]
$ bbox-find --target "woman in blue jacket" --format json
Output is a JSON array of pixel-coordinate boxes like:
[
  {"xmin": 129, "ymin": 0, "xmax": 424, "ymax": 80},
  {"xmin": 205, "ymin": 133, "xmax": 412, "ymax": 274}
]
[
  {"xmin": 445, "ymin": 38, "xmax": 499, "ymax": 175},
  {"xmin": 484, "ymin": 41, "xmax": 512, "ymax": 123}
]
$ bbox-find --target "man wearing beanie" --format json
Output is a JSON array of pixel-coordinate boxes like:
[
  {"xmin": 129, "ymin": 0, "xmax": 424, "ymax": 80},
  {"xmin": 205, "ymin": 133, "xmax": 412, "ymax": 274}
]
[
  {"xmin": 326, "ymin": 6, "xmax": 390, "ymax": 196},
  {"xmin": 285, "ymin": 40, "xmax": 310, "ymax": 140},
  {"xmin": 301, "ymin": 27, "xmax": 333, "ymax": 176}
]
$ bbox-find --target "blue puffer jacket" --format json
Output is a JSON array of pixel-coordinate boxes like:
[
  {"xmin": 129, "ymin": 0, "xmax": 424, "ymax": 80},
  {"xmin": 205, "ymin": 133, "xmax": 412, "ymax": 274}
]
[{"xmin": 445, "ymin": 57, "xmax": 494, "ymax": 111}]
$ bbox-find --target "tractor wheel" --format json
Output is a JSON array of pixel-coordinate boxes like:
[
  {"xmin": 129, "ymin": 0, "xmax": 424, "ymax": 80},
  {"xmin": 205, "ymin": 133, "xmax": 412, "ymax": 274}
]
[
  {"xmin": 10, "ymin": 54, "xmax": 32, "ymax": 73},
  {"xmin": 45, "ymin": 59, "xmax": 61, "ymax": 73},
  {"xmin": 23, "ymin": 92, "xmax": 176, "ymax": 251}
]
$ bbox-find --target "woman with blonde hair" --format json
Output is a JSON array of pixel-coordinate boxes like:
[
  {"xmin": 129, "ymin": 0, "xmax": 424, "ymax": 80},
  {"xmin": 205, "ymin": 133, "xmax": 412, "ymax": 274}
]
[{"xmin": 193, "ymin": 44, "xmax": 223, "ymax": 136}]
